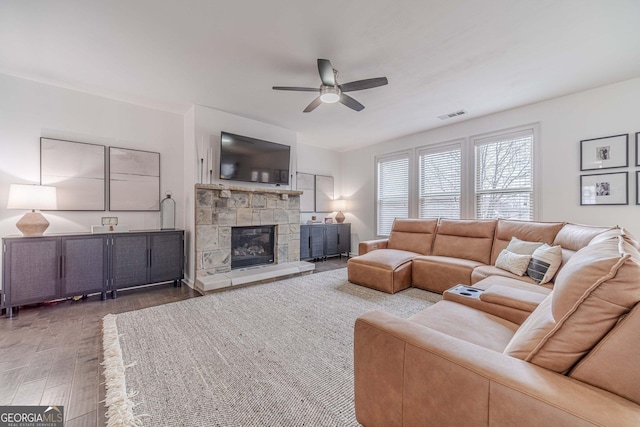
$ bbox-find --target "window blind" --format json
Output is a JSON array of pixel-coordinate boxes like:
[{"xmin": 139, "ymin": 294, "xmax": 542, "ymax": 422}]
[
  {"xmin": 418, "ymin": 145, "xmax": 461, "ymax": 219},
  {"xmin": 475, "ymin": 129, "xmax": 533, "ymax": 220},
  {"xmin": 376, "ymin": 154, "xmax": 409, "ymax": 236}
]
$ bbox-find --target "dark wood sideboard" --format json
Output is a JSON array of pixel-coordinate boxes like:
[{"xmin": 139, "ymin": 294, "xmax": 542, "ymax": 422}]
[
  {"xmin": 1, "ymin": 230, "xmax": 184, "ymax": 317},
  {"xmin": 300, "ymin": 223, "xmax": 350, "ymax": 261}
]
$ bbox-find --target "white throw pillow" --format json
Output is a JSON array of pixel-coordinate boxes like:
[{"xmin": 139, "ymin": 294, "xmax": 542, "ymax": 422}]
[
  {"xmin": 505, "ymin": 236, "xmax": 544, "ymax": 255},
  {"xmin": 527, "ymin": 244, "xmax": 563, "ymax": 284},
  {"xmin": 495, "ymin": 249, "xmax": 532, "ymax": 276}
]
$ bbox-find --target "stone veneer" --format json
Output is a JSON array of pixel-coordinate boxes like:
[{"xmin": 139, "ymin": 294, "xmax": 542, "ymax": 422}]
[{"xmin": 195, "ymin": 184, "xmax": 302, "ymax": 279}]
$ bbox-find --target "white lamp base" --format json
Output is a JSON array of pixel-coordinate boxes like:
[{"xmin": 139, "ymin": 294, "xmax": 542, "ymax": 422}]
[
  {"xmin": 16, "ymin": 211, "xmax": 50, "ymax": 236},
  {"xmin": 335, "ymin": 211, "xmax": 345, "ymax": 224}
]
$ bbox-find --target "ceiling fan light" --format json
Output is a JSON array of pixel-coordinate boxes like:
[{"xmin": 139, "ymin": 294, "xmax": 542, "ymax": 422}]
[{"xmin": 320, "ymin": 86, "xmax": 340, "ymax": 103}]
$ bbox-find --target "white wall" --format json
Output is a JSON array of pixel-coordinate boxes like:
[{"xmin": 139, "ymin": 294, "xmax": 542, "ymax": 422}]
[
  {"xmin": 342, "ymin": 77, "xmax": 640, "ymax": 251},
  {"xmin": 0, "ymin": 74, "xmax": 184, "ymax": 285},
  {"xmin": 296, "ymin": 142, "xmax": 343, "ymax": 224}
]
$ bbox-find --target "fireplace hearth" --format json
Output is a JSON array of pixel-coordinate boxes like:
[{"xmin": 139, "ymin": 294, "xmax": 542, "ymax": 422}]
[{"xmin": 231, "ymin": 225, "xmax": 275, "ymax": 269}]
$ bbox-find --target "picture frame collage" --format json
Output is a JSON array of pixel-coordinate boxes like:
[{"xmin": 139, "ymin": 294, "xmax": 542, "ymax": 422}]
[
  {"xmin": 579, "ymin": 132, "xmax": 640, "ymax": 206},
  {"xmin": 40, "ymin": 137, "xmax": 160, "ymax": 212}
]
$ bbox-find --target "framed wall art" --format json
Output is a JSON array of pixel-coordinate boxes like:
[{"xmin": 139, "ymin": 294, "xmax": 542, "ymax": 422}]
[
  {"xmin": 636, "ymin": 132, "xmax": 640, "ymax": 166},
  {"xmin": 40, "ymin": 137, "xmax": 106, "ymax": 211},
  {"xmin": 637, "ymin": 171, "xmax": 640, "ymax": 205},
  {"xmin": 296, "ymin": 172, "xmax": 315, "ymax": 212},
  {"xmin": 109, "ymin": 147, "xmax": 160, "ymax": 211},
  {"xmin": 580, "ymin": 171, "xmax": 628, "ymax": 206},
  {"xmin": 315, "ymin": 175, "xmax": 334, "ymax": 213},
  {"xmin": 580, "ymin": 134, "xmax": 628, "ymax": 171}
]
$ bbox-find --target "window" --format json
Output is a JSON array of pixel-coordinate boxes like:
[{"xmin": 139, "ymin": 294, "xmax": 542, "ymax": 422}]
[
  {"xmin": 376, "ymin": 153, "xmax": 409, "ymax": 236},
  {"xmin": 418, "ymin": 144, "xmax": 461, "ymax": 219},
  {"xmin": 474, "ymin": 129, "xmax": 533, "ymax": 220}
]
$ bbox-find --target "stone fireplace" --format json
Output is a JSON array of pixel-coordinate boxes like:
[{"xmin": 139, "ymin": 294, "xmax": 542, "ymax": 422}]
[{"xmin": 194, "ymin": 184, "xmax": 312, "ymax": 293}]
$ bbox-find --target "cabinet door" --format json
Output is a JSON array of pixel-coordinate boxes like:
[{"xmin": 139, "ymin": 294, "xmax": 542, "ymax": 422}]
[
  {"xmin": 324, "ymin": 224, "xmax": 339, "ymax": 256},
  {"xmin": 310, "ymin": 226, "xmax": 325, "ymax": 258},
  {"xmin": 4, "ymin": 238, "xmax": 59, "ymax": 306},
  {"xmin": 300, "ymin": 226, "xmax": 311, "ymax": 260},
  {"xmin": 112, "ymin": 234, "xmax": 149, "ymax": 289},
  {"xmin": 149, "ymin": 231, "xmax": 184, "ymax": 283},
  {"xmin": 60, "ymin": 235, "xmax": 108, "ymax": 297},
  {"xmin": 337, "ymin": 224, "xmax": 351, "ymax": 255}
]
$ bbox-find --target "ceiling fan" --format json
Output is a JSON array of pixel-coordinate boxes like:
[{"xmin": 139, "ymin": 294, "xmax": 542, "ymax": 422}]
[{"xmin": 273, "ymin": 59, "xmax": 388, "ymax": 113}]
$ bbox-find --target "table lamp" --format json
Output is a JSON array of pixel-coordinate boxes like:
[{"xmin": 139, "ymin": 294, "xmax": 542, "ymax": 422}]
[
  {"xmin": 7, "ymin": 184, "xmax": 57, "ymax": 236},
  {"xmin": 332, "ymin": 199, "xmax": 347, "ymax": 224}
]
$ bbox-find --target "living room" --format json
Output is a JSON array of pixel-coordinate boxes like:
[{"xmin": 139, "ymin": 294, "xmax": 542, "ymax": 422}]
[{"xmin": 1, "ymin": 1, "xmax": 640, "ymax": 426}]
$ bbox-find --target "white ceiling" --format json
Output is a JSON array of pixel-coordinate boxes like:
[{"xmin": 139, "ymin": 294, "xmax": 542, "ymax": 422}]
[{"xmin": 1, "ymin": 0, "xmax": 640, "ymax": 151}]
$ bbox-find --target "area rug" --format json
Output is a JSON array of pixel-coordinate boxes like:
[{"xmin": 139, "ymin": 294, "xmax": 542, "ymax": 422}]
[{"xmin": 102, "ymin": 268, "xmax": 441, "ymax": 426}]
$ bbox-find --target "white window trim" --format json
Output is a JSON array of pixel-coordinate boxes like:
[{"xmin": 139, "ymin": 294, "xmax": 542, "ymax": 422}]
[
  {"xmin": 374, "ymin": 150, "xmax": 413, "ymax": 237},
  {"xmin": 470, "ymin": 123, "xmax": 540, "ymax": 220}
]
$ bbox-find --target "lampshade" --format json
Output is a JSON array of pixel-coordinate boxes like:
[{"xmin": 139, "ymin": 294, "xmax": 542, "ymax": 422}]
[
  {"xmin": 7, "ymin": 184, "xmax": 57, "ymax": 210},
  {"xmin": 332, "ymin": 199, "xmax": 347, "ymax": 212}
]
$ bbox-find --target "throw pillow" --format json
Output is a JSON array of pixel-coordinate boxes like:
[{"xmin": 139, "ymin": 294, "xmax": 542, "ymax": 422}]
[
  {"xmin": 527, "ymin": 244, "xmax": 562, "ymax": 284},
  {"xmin": 495, "ymin": 249, "xmax": 531, "ymax": 276},
  {"xmin": 505, "ymin": 236, "xmax": 544, "ymax": 255}
]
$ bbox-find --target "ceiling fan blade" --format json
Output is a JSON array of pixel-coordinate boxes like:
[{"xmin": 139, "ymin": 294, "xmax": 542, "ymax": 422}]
[
  {"xmin": 317, "ymin": 59, "xmax": 336, "ymax": 86},
  {"xmin": 339, "ymin": 94, "xmax": 365, "ymax": 112},
  {"xmin": 339, "ymin": 77, "xmax": 388, "ymax": 93},
  {"xmin": 303, "ymin": 96, "xmax": 323, "ymax": 113},
  {"xmin": 272, "ymin": 86, "xmax": 319, "ymax": 92}
]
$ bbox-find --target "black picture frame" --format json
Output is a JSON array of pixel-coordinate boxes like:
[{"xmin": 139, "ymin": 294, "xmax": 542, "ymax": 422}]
[
  {"xmin": 580, "ymin": 171, "xmax": 628, "ymax": 206},
  {"xmin": 580, "ymin": 134, "xmax": 628, "ymax": 171},
  {"xmin": 636, "ymin": 171, "xmax": 640, "ymax": 205},
  {"xmin": 636, "ymin": 132, "xmax": 640, "ymax": 167}
]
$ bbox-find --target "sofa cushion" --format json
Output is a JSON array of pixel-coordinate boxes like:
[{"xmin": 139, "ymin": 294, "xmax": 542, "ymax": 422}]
[
  {"xmin": 480, "ymin": 285, "xmax": 548, "ymax": 312},
  {"xmin": 526, "ymin": 244, "xmax": 562, "ymax": 284},
  {"xmin": 553, "ymin": 223, "xmax": 613, "ymax": 268},
  {"xmin": 387, "ymin": 218, "xmax": 438, "ymax": 255},
  {"xmin": 472, "ymin": 275, "xmax": 550, "ymax": 295},
  {"xmin": 409, "ymin": 300, "xmax": 518, "ymax": 352},
  {"xmin": 347, "ymin": 249, "xmax": 418, "ymax": 294},
  {"xmin": 349, "ymin": 248, "xmax": 418, "ymax": 270},
  {"xmin": 589, "ymin": 227, "xmax": 640, "ymax": 249},
  {"xmin": 412, "ymin": 255, "xmax": 485, "ymax": 293},
  {"xmin": 491, "ymin": 219, "xmax": 564, "ymax": 264},
  {"xmin": 504, "ymin": 235, "xmax": 640, "ymax": 373},
  {"xmin": 432, "ymin": 219, "xmax": 497, "ymax": 264},
  {"xmin": 495, "ymin": 249, "xmax": 531, "ymax": 276},
  {"xmin": 471, "ymin": 265, "xmax": 538, "ymax": 286}
]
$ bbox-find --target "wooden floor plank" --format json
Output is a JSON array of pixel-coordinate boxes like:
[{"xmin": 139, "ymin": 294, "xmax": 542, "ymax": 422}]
[
  {"xmin": 40, "ymin": 382, "xmax": 72, "ymax": 409},
  {"xmin": 11, "ymin": 378, "xmax": 47, "ymax": 405}
]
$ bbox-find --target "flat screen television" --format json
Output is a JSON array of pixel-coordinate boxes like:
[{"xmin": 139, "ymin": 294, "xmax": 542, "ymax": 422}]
[{"xmin": 219, "ymin": 131, "xmax": 291, "ymax": 185}]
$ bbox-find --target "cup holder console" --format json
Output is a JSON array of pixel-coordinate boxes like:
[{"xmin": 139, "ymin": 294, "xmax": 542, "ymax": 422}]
[{"xmin": 447, "ymin": 285, "xmax": 483, "ymax": 299}]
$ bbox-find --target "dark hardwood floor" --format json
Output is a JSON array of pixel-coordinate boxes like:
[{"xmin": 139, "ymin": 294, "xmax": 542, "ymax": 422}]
[{"xmin": 0, "ymin": 257, "xmax": 348, "ymax": 426}]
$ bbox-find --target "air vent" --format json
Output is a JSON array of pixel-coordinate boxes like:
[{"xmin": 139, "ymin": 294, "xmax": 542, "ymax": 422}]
[{"xmin": 438, "ymin": 110, "xmax": 467, "ymax": 120}]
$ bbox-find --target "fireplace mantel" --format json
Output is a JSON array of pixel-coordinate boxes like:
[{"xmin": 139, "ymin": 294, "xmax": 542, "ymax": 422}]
[
  {"xmin": 194, "ymin": 184, "xmax": 310, "ymax": 293},
  {"xmin": 196, "ymin": 183, "xmax": 302, "ymax": 196}
]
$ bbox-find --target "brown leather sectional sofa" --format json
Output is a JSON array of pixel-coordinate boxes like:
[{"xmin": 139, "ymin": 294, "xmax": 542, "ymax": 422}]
[{"xmin": 349, "ymin": 219, "xmax": 640, "ymax": 426}]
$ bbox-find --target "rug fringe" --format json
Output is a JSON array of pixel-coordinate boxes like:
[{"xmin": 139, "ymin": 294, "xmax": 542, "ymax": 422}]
[{"xmin": 102, "ymin": 313, "xmax": 145, "ymax": 427}]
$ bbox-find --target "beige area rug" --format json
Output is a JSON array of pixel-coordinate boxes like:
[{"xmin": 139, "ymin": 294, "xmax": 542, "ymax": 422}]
[{"xmin": 102, "ymin": 268, "xmax": 441, "ymax": 426}]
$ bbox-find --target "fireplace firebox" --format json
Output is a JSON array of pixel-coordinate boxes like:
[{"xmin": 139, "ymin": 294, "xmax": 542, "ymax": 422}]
[{"xmin": 231, "ymin": 226, "xmax": 275, "ymax": 269}]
